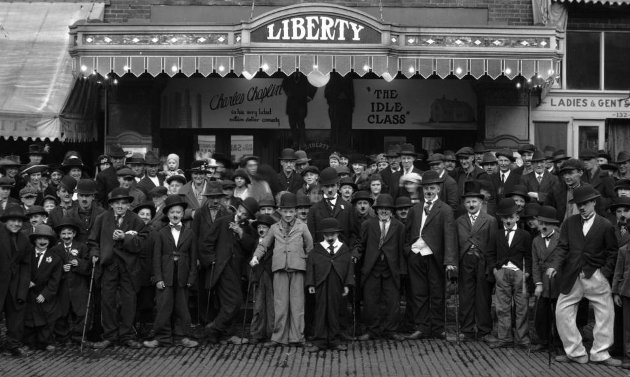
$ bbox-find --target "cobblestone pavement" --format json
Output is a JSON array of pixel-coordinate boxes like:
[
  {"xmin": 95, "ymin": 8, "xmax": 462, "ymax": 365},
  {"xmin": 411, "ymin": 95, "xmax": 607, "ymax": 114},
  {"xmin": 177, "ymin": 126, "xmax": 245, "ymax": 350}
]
[{"xmin": 1, "ymin": 339, "xmax": 628, "ymax": 377}]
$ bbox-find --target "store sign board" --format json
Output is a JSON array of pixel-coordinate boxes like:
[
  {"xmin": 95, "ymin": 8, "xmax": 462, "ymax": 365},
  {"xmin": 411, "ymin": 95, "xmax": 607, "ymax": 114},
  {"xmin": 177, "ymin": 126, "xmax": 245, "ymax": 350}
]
[
  {"xmin": 536, "ymin": 94, "xmax": 630, "ymax": 118},
  {"xmin": 251, "ymin": 15, "xmax": 380, "ymax": 44}
]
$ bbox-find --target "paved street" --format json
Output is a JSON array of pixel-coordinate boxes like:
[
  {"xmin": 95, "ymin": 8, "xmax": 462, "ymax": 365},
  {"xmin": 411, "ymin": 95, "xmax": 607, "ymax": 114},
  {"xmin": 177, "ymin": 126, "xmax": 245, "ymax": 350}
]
[{"xmin": 1, "ymin": 339, "xmax": 627, "ymax": 377}]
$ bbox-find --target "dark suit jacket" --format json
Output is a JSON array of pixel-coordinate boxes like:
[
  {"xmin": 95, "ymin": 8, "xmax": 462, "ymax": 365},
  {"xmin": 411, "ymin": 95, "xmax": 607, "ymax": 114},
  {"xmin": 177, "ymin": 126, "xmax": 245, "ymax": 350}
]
[
  {"xmin": 308, "ymin": 196, "xmax": 358, "ymax": 247},
  {"xmin": 305, "ymin": 243, "xmax": 355, "ymax": 288},
  {"xmin": 405, "ymin": 199, "xmax": 457, "ymax": 267},
  {"xmin": 550, "ymin": 214, "xmax": 618, "ymax": 295},
  {"xmin": 520, "ymin": 170, "xmax": 559, "ymax": 204},
  {"xmin": 95, "ymin": 167, "xmax": 120, "ymax": 206},
  {"xmin": 277, "ymin": 171, "xmax": 303, "ymax": 194},
  {"xmin": 0, "ymin": 226, "xmax": 31, "ymax": 312},
  {"xmin": 137, "ymin": 175, "xmax": 165, "ymax": 196},
  {"xmin": 488, "ymin": 228, "xmax": 532, "ymax": 274},
  {"xmin": 192, "ymin": 205, "xmax": 230, "ymax": 242},
  {"xmin": 51, "ymin": 241, "xmax": 90, "ymax": 316},
  {"xmin": 585, "ymin": 168, "xmax": 616, "ymax": 208},
  {"xmin": 355, "ymin": 217, "xmax": 406, "ymax": 288},
  {"xmin": 491, "ymin": 169, "xmax": 522, "ymax": 202},
  {"xmin": 455, "ymin": 166, "xmax": 488, "ymax": 195},
  {"xmin": 440, "ymin": 173, "xmax": 460, "ymax": 212},
  {"xmin": 531, "ymin": 230, "xmax": 561, "ymax": 298},
  {"xmin": 549, "ymin": 182, "xmax": 606, "ymax": 221},
  {"xmin": 282, "ymin": 72, "xmax": 317, "ymax": 118},
  {"xmin": 153, "ymin": 223, "xmax": 197, "ymax": 287},
  {"xmin": 26, "ymin": 249, "xmax": 62, "ymax": 326},
  {"xmin": 455, "ymin": 211, "xmax": 497, "ymax": 272},
  {"xmin": 199, "ymin": 215, "xmax": 256, "ymax": 289},
  {"xmin": 380, "ymin": 168, "xmax": 402, "ymax": 198}
]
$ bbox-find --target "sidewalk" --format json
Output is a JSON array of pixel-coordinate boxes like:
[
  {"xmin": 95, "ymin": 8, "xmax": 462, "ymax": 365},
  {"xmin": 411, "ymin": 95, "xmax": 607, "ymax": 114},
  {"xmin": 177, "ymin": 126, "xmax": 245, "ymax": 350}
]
[{"xmin": 0, "ymin": 339, "xmax": 626, "ymax": 377}]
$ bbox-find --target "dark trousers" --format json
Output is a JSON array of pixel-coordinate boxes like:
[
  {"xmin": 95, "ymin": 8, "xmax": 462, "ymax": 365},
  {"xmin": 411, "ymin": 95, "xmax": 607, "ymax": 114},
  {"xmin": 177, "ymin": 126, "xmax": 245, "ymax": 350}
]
[
  {"xmin": 153, "ymin": 262, "xmax": 191, "ymax": 344},
  {"xmin": 2, "ymin": 295, "xmax": 25, "ymax": 349},
  {"xmin": 211, "ymin": 258, "xmax": 242, "ymax": 335},
  {"xmin": 54, "ymin": 310, "xmax": 85, "ymax": 343},
  {"xmin": 24, "ymin": 323, "xmax": 53, "ymax": 348},
  {"xmin": 101, "ymin": 257, "xmax": 137, "ymax": 342},
  {"xmin": 288, "ymin": 115, "xmax": 306, "ymax": 148},
  {"xmin": 136, "ymin": 285, "xmax": 155, "ymax": 324},
  {"xmin": 459, "ymin": 252, "xmax": 492, "ymax": 337},
  {"xmin": 312, "ymin": 271, "xmax": 344, "ymax": 348},
  {"xmin": 534, "ymin": 296, "xmax": 561, "ymax": 346},
  {"xmin": 408, "ymin": 253, "xmax": 445, "ymax": 335},
  {"xmin": 250, "ymin": 270, "xmax": 274, "ymax": 341},
  {"xmin": 363, "ymin": 271, "xmax": 399, "ymax": 337}
]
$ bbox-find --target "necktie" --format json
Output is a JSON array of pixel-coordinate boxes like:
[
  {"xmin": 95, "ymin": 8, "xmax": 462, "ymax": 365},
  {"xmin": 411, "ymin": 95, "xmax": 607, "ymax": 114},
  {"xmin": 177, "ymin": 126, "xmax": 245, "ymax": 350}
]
[
  {"xmin": 620, "ymin": 224, "xmax": 628, "ymax": 236},
  {"xmin": 470, "ymin": 214, "xmax": 477, "ymax": 225},
  {"xmin": 328, "ymin": 243, "xmax": 335, "ymax": 256},
  {"xmin": 116, "ymin": 215, "xmax": 123, "ymax": 227},
  {"xmin": 65, "ymin": 246, "xmax": 71, "ymax": 255},
  {"xmin": 537, "ymin": 174, "xmax": 542, "ymax": 183},
  {"xmin": 501, "ymin": 173, "xmax": 506, "ymax": 184},
  {"xmin": 505, "ymin": 228, "xmax": 514, "ymax": 239},
  {"xmin": 170, "ymin": 223, "xmax": 182, "ymax": 232},
  {"xmin": 424, "ymin": 201, "xmax": 432, "ymax": 216},
  {"xmin": 36, "ymin": 251, "xmax": 45, "ymax": 267},
  {"xmin": 326, "ymin": 198, "xmax": 334, "ymax": 212},
  {"xmin": 581, "ymin": 214, "xmax": 594, "ymax": 224},
  {"xmin": 378, "ymin": 220, "xmax": 387, "ymax": 249}
]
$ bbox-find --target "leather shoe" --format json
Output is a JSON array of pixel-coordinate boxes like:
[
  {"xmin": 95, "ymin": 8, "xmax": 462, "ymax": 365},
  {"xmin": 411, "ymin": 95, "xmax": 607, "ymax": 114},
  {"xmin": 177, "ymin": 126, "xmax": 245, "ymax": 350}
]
[
  {"xmin": 480, "ymin": 334, "xmax": 499, "ymax": 343},
  {"xmin": 334, "ymin": 344, "xmax": 348, "ymax": 351},
  {"xmin": 433, "ymin": 332, "xmax": 447, "ymax": 340},
  {"xmin": 458, "ymin": 334, "xmax": 475, "ymax": 342},
  {"xmin": 488, "ymin": 342, "xmax": 512, "ymax": 349},
  {"xmin": 176, "ymin": 338, "xmax": 199, "ymax": 348},
  {"xmin": 91, "ymin": 340, "xmax": 113, "ymax": 349},
  {"xmin": 143, "ymin": 340, "xmax": 160, "ymax": 348},
  {"xmin": 390, "ymin": 333, "xmax": 406, "ymax": 341},
  {"xmin": 406, "ymin": 331, "xmax": 427, "ymax": 340},
  {"xmin": 8, "ymin": 346, "xmax": 32, "ymax": 357},
  {"xmin": 555, "ymin": 355, "xmax": 588, "ymax": 364},
  {"xmin": 621, "ymin": 361, "xmax": 630, "ymax": 369},
  {"xmin": 306, "ymin": 345, "xmax": 321, "ymax": 353},
  {"xmin": 592, "ymin": 357, "xmax": 622, "ymax": 367},
  {"xmin": 356, "ymin": 334, "xmax": 371, "ymax": 341},
  {"xmin": 45, "ymin": 345, "xmax": 56, "ymax": 352},
  {"xmin": 263, "ymin": 341, "xmax": 278, "ymax": 348},
  {"xmin": 529, "ymin": 344, "xmax": 547, "ymax": 353},
  {"xmin": 124, "ymin": 340, "xmax": 142, "ymax": 349}
]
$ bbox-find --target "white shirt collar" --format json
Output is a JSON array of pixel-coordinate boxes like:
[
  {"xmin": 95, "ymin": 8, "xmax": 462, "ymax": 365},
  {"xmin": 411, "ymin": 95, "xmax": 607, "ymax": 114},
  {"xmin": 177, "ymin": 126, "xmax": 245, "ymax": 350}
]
[{"xmin": 320, "ymin": 239, "xmax": 343, "ymax": 253}]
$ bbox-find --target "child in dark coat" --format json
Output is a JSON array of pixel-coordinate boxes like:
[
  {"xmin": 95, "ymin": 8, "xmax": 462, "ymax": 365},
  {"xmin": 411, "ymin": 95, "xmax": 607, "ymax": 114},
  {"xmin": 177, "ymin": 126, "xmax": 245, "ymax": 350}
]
[
  {"xmin": 25, "ymin": 224, "xmax": 63, "ymax": 351},
  {"xmin": 305, "ymin": 217, "xmax": 354, "ymax": 352}
]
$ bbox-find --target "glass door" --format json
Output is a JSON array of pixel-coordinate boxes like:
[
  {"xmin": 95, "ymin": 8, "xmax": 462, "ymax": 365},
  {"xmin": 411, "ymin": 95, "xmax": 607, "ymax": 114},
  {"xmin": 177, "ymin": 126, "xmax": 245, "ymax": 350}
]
[{"xmin": 573, "ymin": 121, "xmax": 605, "ymax": 157}]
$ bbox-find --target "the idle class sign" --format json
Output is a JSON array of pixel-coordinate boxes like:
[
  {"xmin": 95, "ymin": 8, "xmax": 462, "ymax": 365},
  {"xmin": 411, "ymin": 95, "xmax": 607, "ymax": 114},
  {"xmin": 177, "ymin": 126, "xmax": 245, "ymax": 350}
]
[{"xmin": 251, "ymin": 15, "xmax": 381, "ymax": 44}]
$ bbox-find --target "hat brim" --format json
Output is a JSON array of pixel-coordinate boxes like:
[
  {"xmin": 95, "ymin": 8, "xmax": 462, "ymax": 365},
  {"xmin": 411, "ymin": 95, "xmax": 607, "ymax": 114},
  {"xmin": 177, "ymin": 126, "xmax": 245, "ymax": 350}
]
[
  {"xmin": 496, "ymin": 206, "xmax": 519, "ymax": 217},
  {"xmin": 600, "ymin": 164, "xmax": 618, "ymax": 171},
  {"xmin": 398, "ymin": 152, "xmax": 418, "ymax": 157},
  {"xmin": 76, "ymin": 189, "xmax": 97, "ymax": 195},
  {"xmin": 320, "ymin": 179, "xmax": 339, "ymax": 186},
  {"xmin": 535, "ymin": 216, "xmax": 559, "ymax": 224},
  {"xmin": 107, "ymin": 195, "xmax": 134, "ymax": 204},
  {"xmin": 352, "ymin": 197, "xmax": 374, "ymax": 204},
  {"xmin": 162, "ymin": 201, "xmax": 188, "ymax": 215},
  {"xmin": 461, "ymin": 193, "xmax": 485, "ymax": 200},
  {"xmin": 202, "ymin": 191, "xmax": 226, "ymax": 197},
  {"xmin": 421, "ymin": 178, "xmax": 444, "ymax": 185},
  {"xmin": 29, "ymin": 233, "xmax": 56, "ymax": 241},
  {"xmin": 570, "ymin": 193, "xmax": 601, "ymax": 204},
  {"xmin": 0, "ymin": 214, "xmax": 28, "ymax": 222},
  {"xmin": 54, "ymin": 223, "xmax": 81, "ymax": 233},
  {"xmin": 319, "ymin": 227, "xmax": 343, "ymax": 233},
  {"xmin": 552, "ymin": 156, "xmax": 570, "ymax": 162},
  {"xmin": 372, "ymin": 205, "xmax": 395, "ymax": 210}
]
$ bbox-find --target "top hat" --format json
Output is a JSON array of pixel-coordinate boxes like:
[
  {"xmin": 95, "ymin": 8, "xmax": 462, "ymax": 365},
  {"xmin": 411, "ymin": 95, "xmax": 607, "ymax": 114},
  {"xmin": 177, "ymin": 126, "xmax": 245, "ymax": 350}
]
[
  {"xmin": 278, "ymin": 148, "xmax": 297, "ymax": 161},
  {"xmin": 188, "ymin": 160, "xmax": 209, "ymax": 173},
  {"xmin": 25, "ymin": 205, "xmax": 47, "ymax": 217},
  {"xmin": 149, "ymin": 186, "xmax": 168, "ymax": 198},
  {"xmin": 558, "ymin": 159, "xmax": 584, "ymax": 173},
  {"xmin": 455, "ymin": 147, "xmax": 474, "ymax": 157},
  {"xmin": 253, "ymin": 214, "xmax": 276, "ymax": 228},
  {"xmin": 319, "ymin": 167, "xmax": 340, "ymax": 186},
  {"xmin": 517, "ymin": 144, "xmax": 536, "ymax": 155},
  {"xmin": 294, "ymin": 150, "xmax": 311, "ymax": 164},
  {"xmin": 339, "ymin": 177, "xmax": 357, "ymax": 190},
  {"xmin": 162, "ymin": 195, "xmax": 188, "ymax": 215},
  {"xmin": 0, "ymin": 204, "xmax": 28, "ymax": 222},
  {"xmin": 144, "ymin": 151, "xmax": 160, "ymax": 165},
  {"xmin": 505, "ymin": 184, "xmax": 528, "ymax": 200},
  {"xmin": 0, "ymin": 176, "xmax": 15, "ymax": 187},
  {"xmin": 277, "ymin": 192, "xmax": 297, "ymax": 209},
  {"xmin": 296, "ymin": 193, "xmax": 312, "ymax": 208},
  {"xmin": 232, "ymin": 169, "xmax": 251, "ymax": 184},
  {"xmin": 570, "ymin": 186, "xmax": 601, "ymax": 204},
  {"xmin": 54, "ymin": 216, "xmax": 82, "ymax": 233},
  {"xmin": 165, "ymin": 174, "xmax": 187, "ymax": 185},
  {"xmin": 29, "ymin": 224, "xmax": 56, "ymax": 242},
  {"xmin": 395, "ymin": 196, "xmax": 413, "ymax": 209},
  {"xmin": 372, "ymin": 194, "xmax": 395, "ymax": 209},
  {"xmin": 76, "ymin": 179, "xmax": 97, "ymax": 195},
  {"xmin": 530, "ymin": 150, "xmax": 547, "ymax": 163},
  {"xmin": 608, "ymin": 197, "xmax": 630, "ymax": 212},
  {"xmin": 495, "ymin": 149, "xmax": 515, "ymax": 162},
  {"xmin": 496, "ymin": 198, "xmax": 519, "ymax": 217},
  {"xmin": 240, "ymin": 197, "xmax": 259, "ymax": 217},
  {"xmin": 521, "ymin": 202, "xmax": 541, "ymax": 218},
  {"xmin": 108, "ymin": 145, "xmax": 126, "ymax": 159},
  {"xmin": 480, "ymin": 152, "xmax": 498, "ymax": 165},
  {"xmin": 428, "ymin": 153, "xmax": 445, "ymax": 165},
  {"xmin": 397, "ymin": 143, "xmax": 418, "ymax": 157},
  {"xmin": 351, "ymin": 190, "xmax": 374, "ymax": 205},
  {"xmin": 126, "ymin": 153, "xmax": 145, "ymax": 165},
  {"xmin": 107, "ymin": 187, "xmax": 134, "ymax": 203},
  {"xmin": 202, "ymin": 181, "xmax": 225, "ymax": 197},
  {"xmin": 461, "ymin": 180, "xmax": 485, "ymax": 200},
  {"xmin": 318, "ymin": 217, "xmax": 343, "ymax": 233},
  {"xmin": 536, "ymin": 206, "xmax": 559, "ymax": 223},
  {"xmin": 421, "ymin": 170, "xmax": 443, "ymax": 185}
]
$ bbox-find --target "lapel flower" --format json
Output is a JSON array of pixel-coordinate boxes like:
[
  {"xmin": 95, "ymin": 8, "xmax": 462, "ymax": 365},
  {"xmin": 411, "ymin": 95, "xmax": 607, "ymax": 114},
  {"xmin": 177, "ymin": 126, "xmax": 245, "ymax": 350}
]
[
  {"xmin": 340, "ymin": 205, "xmax": 344, "ymax": 210},
  {"xmin": 45, "ymin": 256, "xmax": 53, "ymax": 263},
  {"xmin": 70, "ymin": 249, "xmax": 79, "ymax": 257}
]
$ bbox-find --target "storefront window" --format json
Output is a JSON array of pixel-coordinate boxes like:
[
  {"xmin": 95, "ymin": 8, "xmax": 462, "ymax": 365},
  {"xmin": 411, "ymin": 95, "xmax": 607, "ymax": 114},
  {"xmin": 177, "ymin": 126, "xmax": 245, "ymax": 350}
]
[
  {"xmin": 231, "ymin": 135, "xmax": 254, "ymax": 162},
  {"xmin": 578, "ymin": 126, "xmax": 599, "ymax": 154},
  {"xmin": 534, "ymin": 122, "xmax": 567, "ymax": 152},
  {"xmin": 604, "ymin": 32, "xmax": 630, "ymax": 91},
  {"xmin": 566, "ymin": 31, "xmax": 600, "ymax": 90}
]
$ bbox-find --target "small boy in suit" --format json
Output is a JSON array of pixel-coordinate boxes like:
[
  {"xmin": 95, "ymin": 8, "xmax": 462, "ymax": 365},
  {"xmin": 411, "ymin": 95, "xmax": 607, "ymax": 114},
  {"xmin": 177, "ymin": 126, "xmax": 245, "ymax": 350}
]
[
  {"xmin": 24, "ymin": 225, "xmax": 63, "ymax": 351},
  {"xmin": 530, "ymin": 206, "xmax": 561, "ymax": 353},
  {"xmin": 488, "ymin": 198, "xmax": 532, "ymax": 349},
  {"xmin": 144, "ymin": 195, "xmax": 198, "ymax": 348},
  {"xmin": 305, "ymin": 218, "xmax": 354, "ymax": 352},
  {"xmin": 51, "ymin": 217, "xmax": 90, "ymax": 345},
  {"xmin": 249, "ymin": 214, "xmax": 276, "ymax": 344}
]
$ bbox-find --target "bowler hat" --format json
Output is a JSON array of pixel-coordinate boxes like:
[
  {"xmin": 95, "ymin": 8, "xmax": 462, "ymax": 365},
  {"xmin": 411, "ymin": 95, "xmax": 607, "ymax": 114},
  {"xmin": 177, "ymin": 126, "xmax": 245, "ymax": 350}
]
[
  {"xmin": 480, "ymin": 152, "xmax": 498, "ymax": 165},
  {"xmin": 28, "ymin": 144, "xmax": 46, "ymax": 156},
  {"xmin": 319, "ymin": 167, "xmax": 340, "ymax": 186},
  {"xmin": 54, "ymin": 216, "xmax": 81, "ymax": 233},
  {"xmin": 21, "ymin": 164, "xmax": 48, "ymax": 175},
  {"xmin": 428, "ymin": 153, "xmax": 445, "ymax": 165},
  {"xmin": 617, "ymin": 151, "xmax": 630, "ymax": 164},
  {"xmin": 600, "ymin": 163, "xmax": 618, "ymax": 172},
  {"xmin": 188, "ymin": 160, "xmax": 209, "ymax": 173},
  {"xmin": 59, "ymin": 176, "xmax": 78, "ymax": 192},
  {"xmin": 505, "ymin": 184, "xmax": 528, "ymax": 200},
  {"xmin": 162, "ymin": 195, "xmax": 188, "ymax": 215},
  {"xmin": 350, "ymin": 154, "xmax": 370, "ymax": 166},
  {"xmin": 461, "ymin": 180, "xmax": 485, "ymax": 200},
  {"xmin": 107, "ymin": 187, "xmax": 133, "ymax": 203},
  {"xmin": 579, "ymin": 150, "xmax": 598, "ymax": 161},
  {"xmin": 473, "ymin": 142, "xmax": 489, "ymax": 154},
  {"xmin": 495, "ymin": 149, "xmax": 515, "ymax": 162},
  {"xmin": 108, "ymin": 145, "xmax": 126, "ymax": 159},
  {"xmin": 615, "ymin": 179, "xmax": 630, "ymax": 191},
  {"xmin": 278, "ymin": 148, "xmax": 297, "ymax": 161},
  {"xmin": 351, "ymin": 190, "xmax": 374, "ymax": 205},
  {"xmin": 552, "ymin": 149, "xmax": 570, "ymax": 162},
  {"xmin": 76, "ymin": 179, "xmax": 97, "ymax": 195},
  {"xmin": 240, "ymin": 155, "xmax": 259, "ymax": 166},
  {"xmin": 339, "ymin": 177, "xmax": 357, "ymax": 191},
  {"xmin": 0, "ymin": 204, "xmax": 28, "ymax": 222},
  {"xmin": 29, "ymin": 224, "xmax": 56, "ymax": 242},
  {"xmin": 165, "ymin": 174, "xmax": 187, "ymax": 185},
  {"xmin": 0, "ymin": 176, "xmax": 15, "ymax": 187},
  {"xmin": 232, "ymin": 169, "xmax": 251, "ymax": 184},
  {"xmin": 443, "ymin": 151, "xmax": 457, "ymax": 162},
  {"xmin": 296, "ymin": 193, "xmax": 312, "ymax": 208},
  {"xmin": 420, "ymin": 170, "xmax": 443, "ymax": 185},
  {"xmin": 384, "ymin": 149, "xmax": 400, "ymax": 158},
  {"xmin": 277, "ymin": 192, "xmax": 297, "ymax": 209},
  {"xmin": 335, "ymin": 166, "xmax": 351, "ymax": 176},
  {"xmin": 570, "ymin": 186, "xmax": 601, "ymax": 204},
  {"xmin": 294, "ymin": 150, "xmax": 311, "ymax": 164},
  {"xmin": 455, "ymin": 147, "xmax": 474, "ymax": 157},
  {"xmin": 517, "ymin": 144, "xmax": 536, "ymax": 155},
  {"xmin": 149, "ymin": 186, "xmax": 168, "ymax": 198},
  {"xmin": 521, "ymin": 202, "xmax": 541, "ymax": 219},
  {"xmin": 61, "ymin": 156, "xmax": 85, "ymax": 170},
  {"xmin": 144, "ymin": 151, "xmax": 160, "ymax": 165},
  {"xmin": 240, "ymin": 197, "xmax": 259, "ymax": 217},
  {"xmin": 598, "ymin": 150, "xmax": 612, "ymax": 161},
  {"xmin": 543, "ymin": 146, "xmax": 556, "ymax": 158},
  {"xmin": 202, "ymin": 181, "xmax": 225, "ymax": 197},
  {"xmin": 258, "ymin": 198, "xmax": 276, "ymax": 208},
  {"xmin": 372, "ymin": 194, "xmax": 395, "ymax": 209},
  {"xmin": 495, "ymin": 198, "xmax": 519, "ymax": 217},
  {"xmin": 25, "ymin": 205, "xmax": 47, "ymax": 217},
  {"xmin": 608, "ymin": 197, "xmax": 630, "ymax": 212},
  {"xmin": 536, "ymin": 206, "xmax": 559, "ymax": 224},
  {"xmin": 253, "ymin": 214, "xmax": 276, "ymax": 228},
  {"xmin": 318, "ymin": 217, "xmax": 343, "ymax": 233},
  {"xmin": 116, "ymin": 167, "xmax": 136, "ymax": 178},
  {"xmin": 530, "ymin": 150, "xmax": 547, "ymax": 162},
  {"xmin": 398, "ymin": 143, "xmax": 418, "ymax": 157},
  {"xmin": 558, "ymin": 159, "xmax": 584, "ymax": 173},
  {"xmin": 301, "ymin": 165, "xmax": 320, "ymax": 177},
  {"xmin": 43, "ymin": 194, "xmax": 59, "ymax": 205},
  {"xmin": 395, "ymin": 196, "xmax": 413, "ymax": 209},
  {"xmin": 126, "ymin": 153, "xmax": 145, "ymax": 165}
]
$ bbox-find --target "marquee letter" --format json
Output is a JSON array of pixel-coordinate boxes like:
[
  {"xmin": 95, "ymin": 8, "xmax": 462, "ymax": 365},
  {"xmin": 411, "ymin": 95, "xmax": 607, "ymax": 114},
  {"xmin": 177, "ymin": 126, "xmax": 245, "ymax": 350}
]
[
  {"xmin": 306, "ymin": 16, "xmax": 320, "ymax": 40},
  {"xmin": 320, "ymin": 16, "xmax": 335, "ymax": 40},
  {"xmin": 291, "ymin": 17, "xmax": 306, "ymax": 40},
  {"xmin": 267, "ymin": 24, "xmax": 281, "ymax": 40},
  {"xmin": 336, "ymin": 19, "xmax": 349, "ymax": 40},
  {"xmin": 350, "ymin": 22, "xmax": 364, "ymax": 41}
]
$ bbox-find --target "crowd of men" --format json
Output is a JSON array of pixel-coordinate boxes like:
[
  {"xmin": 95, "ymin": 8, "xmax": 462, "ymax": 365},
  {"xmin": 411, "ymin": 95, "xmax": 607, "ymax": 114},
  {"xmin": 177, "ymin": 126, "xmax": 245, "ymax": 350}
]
[{"xmin": 0, "ymin": 141, "xmax": 629, "ymax": 368}]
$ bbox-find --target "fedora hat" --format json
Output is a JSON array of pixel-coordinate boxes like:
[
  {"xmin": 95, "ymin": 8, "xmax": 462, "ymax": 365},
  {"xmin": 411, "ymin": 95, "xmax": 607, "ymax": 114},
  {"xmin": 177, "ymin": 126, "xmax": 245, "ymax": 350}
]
[
  {"xmin": 59, "ymin": 176, "xmax": 78, "ymax": 192},
  {"xmin": 278, "ymin": 192, "xmax": 298, "ymax": 209},
  {"xmin": 334, "ymin": 166, "xmax": 351, "ymax": 176},
  {"xmin": 188, "ymin": 160, "xmax": 209, "ymax": 173},
  {"xmin": 543, "ymin": 146, "xmax": 556, "ymax": 158},
  {"xmin": 558, "ymin": 159, "xmax": 584, "ymax": 173},
  {"xmin": 351, "ymin": 190, "xmax": 374, "ymax": 205},
  {"xmin": 144, "ymin": 151, "xmax": 161, "ymax": 165},
  {"xmin": 536, "ymin": 206, "xmax": 559, "ymax": 224},
  {"xmin": 517, "ymin": 144, "xmax": 536, "ymax": 155},
  {"xmin": 149, "ymin": 186, "xmax": 168, "ymax": 198},
  {"xmin": 253, "ymin": 214, "xmax": 276, "ymax": 228},
  {"xmin": 570, "ymin": 186, "xmax": 601, "ymax": 204},
  {"xmin": 455, "ymin": 147, "xmax": 474, "ymax": 157},
  {"xmin": 473, "ymin": 142, "xmax": 489, "ymax": 154},
  {"xmin": 617, "ymin": 151, "xmax": 630, "ymax": 164},
  {"xmin": 0, "ymin": 158, "xmax": 21, "ymax": 168},
  {"xmin": 0, "ymin": 176, "xmax": 15, "ymax": 187},
  {"xmin": 279, "ymin": 148, "xmax": 297, "ymax": 161},
  {"xmin": 126, "ymin": 153, "xmax": 145, "ymax": 165},
  {"xmin": 318, "ymin": 217, "xmax": 343, "ymax": 233},
  {"xmin": 530, "ymin": 150, "xmax": 547, "ymax": 162},
  {"xmin": 21, "ymin": 164, "xmax": 48, "ymax": 175},
  {"xmin": 294, "ymin": 150, "xmax": 311, "ymax": 164},
  {"xmin": 443, "ymin": 151, "xmax": 457, "ymax": 162},
  {"xmin": 240, "ymin": 197, "xmax": 259, "ymax": 217},
  {"xmin": 202, "ymin": 181, "xmax": 225, "ymax": 197},
  {"xmin": 319, "ymin": 167, "xmax": 339, "ymax": 186},
  {"xmin": 495, "ymin": 149, "xmax": 515, "ymax": 162},
  {"xmin": 397, "ymin": 143, "xmax": 418, "ymax": 157},
  {"xmin": 25, "ymin": 205, "xmax": 47, "ymax": 217},
  {"xmin": 395, "ymin": 196, "xmax": 413, "ymax": 209},
  {"xmin": 108, "ymin": 145, "xmax": 126, "ymax": 159},
  {"xmin": 165, "ymin": 174, "xmax": 187, "ymax": 185},
  {"xmin": 372, "ymin": 194, "xmax": 395, "ymax": 209},
  {"xmin": 116, "ymin": 167, "xmax": 136, "ymax": 178},
  {"xmin": 0, "ymin": 204, "xmax": 28, "ymax": 222},
  {"xmin": 296, "ymin": 193, "xmax": 312, "ymax": 208},
  {"xmin": 427, "ymin": 153, "xmax": 445, "ymax": 165},
  {"xmin": 608, "ymin": 197, "xmax": 630, "ymax": 212},
  {"xmin": 480, "ymin": 152, "xmax": 498, "ymax": 165},
  {"xmin": 420, "ymin": 170, "xmax": 443, "ymax": 185},
  {"xmin": 107, "ymin": 187, "xmax": 134, "ymax": 203},
  {"xmin": 505, "ymin": 184, "xmax": 528, "ymax": 200},
  {"xmin": 496, "ymin": 198, "xmax": 519, "ymax": 217},
  {"xmin": 28, "ymin": 144, "xmax": 46, "ymax": 155},
  {"xmin": 76, "ymin": 179, "xmax": 97, "ymax": 195},
  {"xmin": 615, "ymin": 179, "xmax": 630, "ymax": 191},
  {"xmin": 339, "ymin": 177, "xmax": 357, "ymax": 191},
  {"xmin": 551, "ymin": 149, "xmax": 570, "ymax": 162},
  {"xmin": 212, "ymin": 153, "xmax": 232, "ymax": 169},
  {"xmin": 521, "ymin": 202, "xmax": 541, "ymax": 219},
  {"xmin": 258, "ymin": 198, "xmax": 276, "ymax": 209},
  {"xmin": 162, "ymin": 195, "xmax": 188, "ymax": 215},
  {"xmin": 384, "ymin": 149, "xmax": 400, "ymax": 158},
  {"xmin": 461, "ymin": 180, "xmax": 485, "ymax": 200},
  {"xmin": 54, "ymin": 216, "xmax": 82, "ymax": 233},
  {"xmin": 29, "ymin": 224, "xmax": 56, "ymax": 242}
]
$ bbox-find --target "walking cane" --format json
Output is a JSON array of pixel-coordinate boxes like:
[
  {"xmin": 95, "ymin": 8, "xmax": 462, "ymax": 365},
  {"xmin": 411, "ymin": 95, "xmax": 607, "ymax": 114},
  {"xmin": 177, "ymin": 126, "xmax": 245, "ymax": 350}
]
[
  {"xmin": 547, "ymin": 276, "xmax": 555, "ymax": 366},
  {"xmin": 81, "ymin": 260, "xmax": 97, "ymax": 352},
  {"xmin": 453, "ymin": 271, "xmax": 460, "ymax": 345},
  {"xmin": 444, "ymin": 266, "xmax": 449, "ymax": 342},
  {"xmin": 241, "ymin": 268, "xmax": 254, "ymax": 345},
  {"xmin": 352, "ymin": 258, "xmax": 357, "ymax": 342},
  {"xmin": 205, "ymin": 262, "xmax": 216, "ymax": 325}
]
